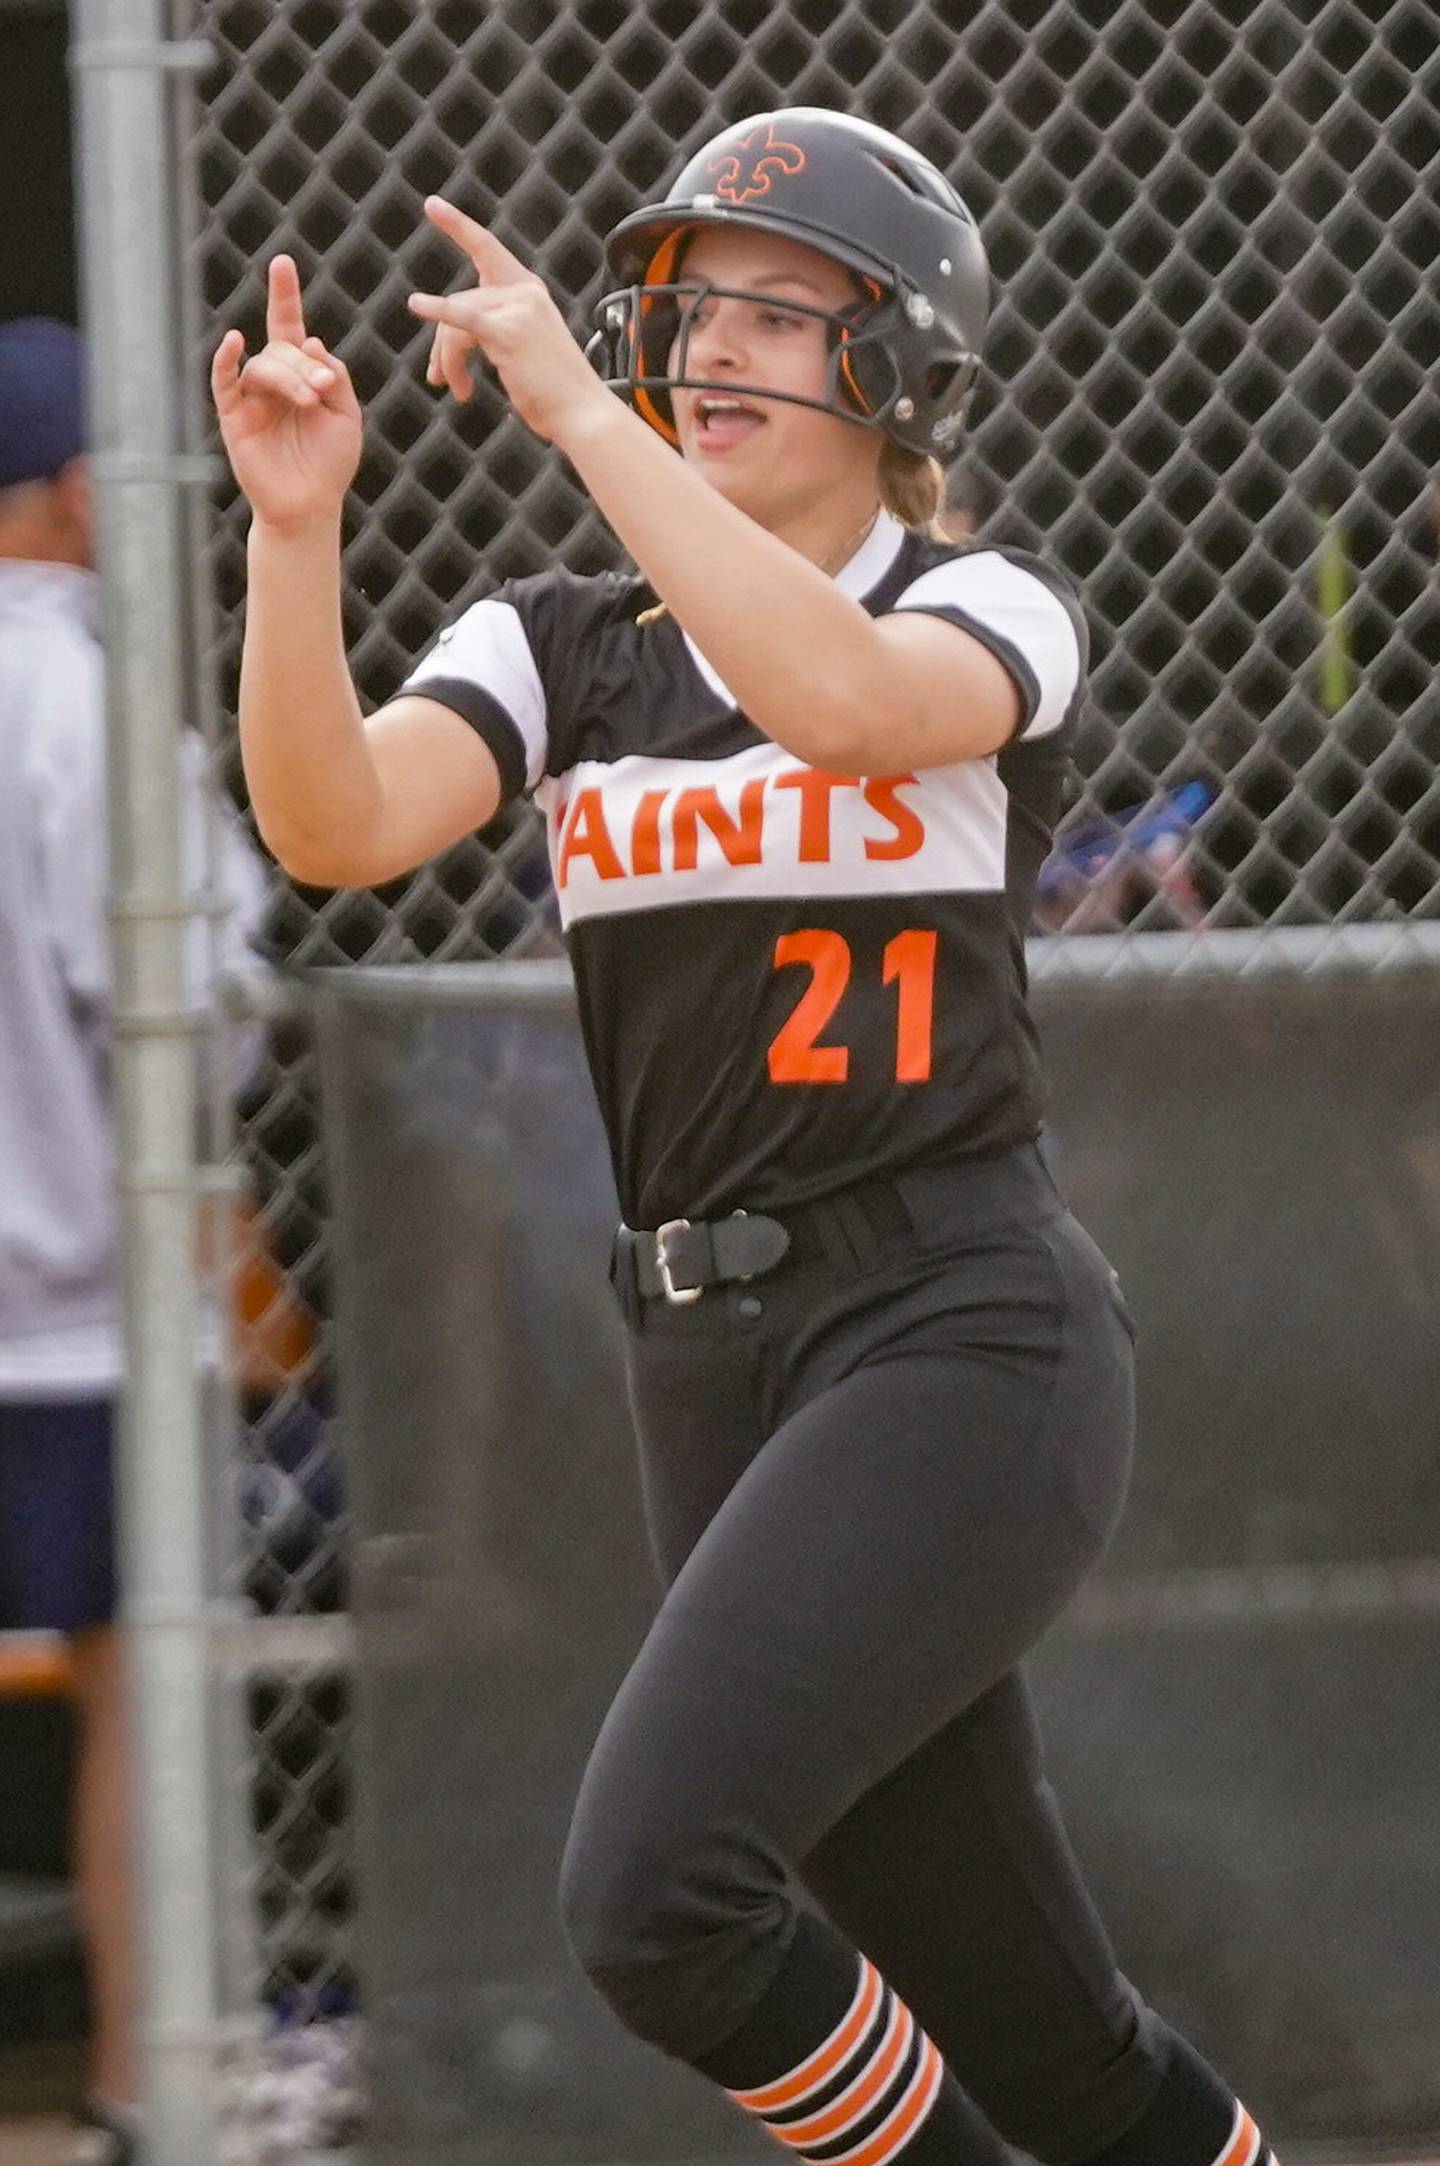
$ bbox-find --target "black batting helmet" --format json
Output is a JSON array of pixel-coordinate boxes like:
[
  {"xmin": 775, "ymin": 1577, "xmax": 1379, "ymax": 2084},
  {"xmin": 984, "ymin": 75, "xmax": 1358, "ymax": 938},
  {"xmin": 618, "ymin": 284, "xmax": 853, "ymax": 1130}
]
[{"xmin": 589, "ymin": 108, "xmax": 990, "ymax": 458}]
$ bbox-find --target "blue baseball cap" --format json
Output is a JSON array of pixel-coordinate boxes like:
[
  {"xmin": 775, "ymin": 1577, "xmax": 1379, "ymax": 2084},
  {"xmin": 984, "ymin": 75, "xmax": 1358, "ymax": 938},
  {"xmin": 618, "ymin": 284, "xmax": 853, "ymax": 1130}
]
[{"xmin": 0, "ymin": 318, "xmax": 87, "ymax": 489}]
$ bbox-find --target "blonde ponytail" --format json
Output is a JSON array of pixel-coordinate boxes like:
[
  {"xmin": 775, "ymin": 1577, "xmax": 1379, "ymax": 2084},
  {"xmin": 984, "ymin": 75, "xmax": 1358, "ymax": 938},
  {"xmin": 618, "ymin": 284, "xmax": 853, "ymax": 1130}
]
[{"xmin": 877, "ymin": 442, "xmax": 948, "ymax": 536}]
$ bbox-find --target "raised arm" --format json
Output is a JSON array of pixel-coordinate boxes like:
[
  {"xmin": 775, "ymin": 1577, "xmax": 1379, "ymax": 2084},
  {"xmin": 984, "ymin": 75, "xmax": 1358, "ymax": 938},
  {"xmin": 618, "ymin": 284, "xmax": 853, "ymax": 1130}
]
[
  {"xmin": 212, "ymin": 255, "xmax": 502, "ymax": 888},
  {"xmin": 409, "ymin": 197, "xmax": 1022, "ymax": 773}
]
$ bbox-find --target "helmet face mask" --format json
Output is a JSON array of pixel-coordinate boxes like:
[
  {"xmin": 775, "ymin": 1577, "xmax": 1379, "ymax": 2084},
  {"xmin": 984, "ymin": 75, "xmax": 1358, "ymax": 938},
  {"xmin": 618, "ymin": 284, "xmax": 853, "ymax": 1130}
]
[
  {"xmin": 590, "ymin": 108, "xmax": 990, "ymax": 459},
  {"xmin": 585, "ymin": 278, "xmax": 912, "ymax": 447}
]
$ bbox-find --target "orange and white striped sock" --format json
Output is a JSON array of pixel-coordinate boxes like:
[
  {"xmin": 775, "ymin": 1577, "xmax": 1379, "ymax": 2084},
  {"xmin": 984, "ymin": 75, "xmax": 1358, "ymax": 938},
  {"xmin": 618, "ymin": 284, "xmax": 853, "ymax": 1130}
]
[
  {"xmin": 1210, "ymin": 2098, "xmax": 1275, "ymax": 2166},
  {"xmin": 695, "ymin": 1921, "xmax": 1009, "ymax": 2166},
  {"xmin": 1077, "ymin": 2026, "xmax": 1276, "ymax": 2166}
]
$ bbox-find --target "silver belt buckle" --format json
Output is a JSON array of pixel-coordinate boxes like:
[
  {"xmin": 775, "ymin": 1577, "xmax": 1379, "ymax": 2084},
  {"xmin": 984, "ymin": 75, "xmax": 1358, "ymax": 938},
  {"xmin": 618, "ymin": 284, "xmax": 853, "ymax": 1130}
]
[{"xmin": 654, "ymin": 1218, "xmax": 703, "ymax": 1305}]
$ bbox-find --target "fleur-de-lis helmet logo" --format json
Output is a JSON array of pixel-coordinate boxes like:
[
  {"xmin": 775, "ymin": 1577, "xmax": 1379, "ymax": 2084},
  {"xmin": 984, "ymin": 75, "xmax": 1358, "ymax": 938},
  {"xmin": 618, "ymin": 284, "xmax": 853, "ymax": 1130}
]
[{"xmin": 707, "ymin": 122, "xmax": 807, "ymax": 206}]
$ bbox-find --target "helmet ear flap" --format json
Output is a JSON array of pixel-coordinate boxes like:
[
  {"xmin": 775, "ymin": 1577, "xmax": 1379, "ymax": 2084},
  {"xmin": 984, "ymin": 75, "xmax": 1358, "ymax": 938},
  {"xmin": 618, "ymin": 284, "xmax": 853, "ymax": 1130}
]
[
  {"xmin": 633, "ymin": 289, "xmax": 682, "ymax": 440},
  {"xmin": 829, "ymin": 277, "xmax": 890, "ymax": 420},
  {"xmin": 923, "ymin": 356, "xmax": 977, "ymax": 407},
  {"xmin": 829, "ymin": 285, "xmax": 906, "ymax": 425},
  {"xmin": 627, "ymin": 226, "xmax": 695, "ymax": 446}
]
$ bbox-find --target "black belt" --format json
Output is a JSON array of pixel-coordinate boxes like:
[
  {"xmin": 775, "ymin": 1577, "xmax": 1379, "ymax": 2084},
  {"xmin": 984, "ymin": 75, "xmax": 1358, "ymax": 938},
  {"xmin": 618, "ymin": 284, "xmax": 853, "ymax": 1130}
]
[{"xmin": 612, "ymin": 1146, "xmax": 1054, "ymax": 1305}]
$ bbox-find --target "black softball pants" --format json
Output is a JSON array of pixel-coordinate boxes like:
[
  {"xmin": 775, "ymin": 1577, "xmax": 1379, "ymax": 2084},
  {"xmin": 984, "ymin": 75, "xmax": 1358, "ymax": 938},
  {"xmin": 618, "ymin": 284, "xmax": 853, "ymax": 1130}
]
[{"xmin": 559, "ymin": 1144, "xmax": 1169, "ymax": 2165}]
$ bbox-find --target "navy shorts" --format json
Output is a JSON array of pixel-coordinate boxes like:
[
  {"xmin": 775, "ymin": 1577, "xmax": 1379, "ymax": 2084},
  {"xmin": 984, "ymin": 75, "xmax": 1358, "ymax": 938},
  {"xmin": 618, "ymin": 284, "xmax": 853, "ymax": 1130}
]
[{"xmin": 0, "ymin": 1398, "xmax": 119, "ymax": 1633}]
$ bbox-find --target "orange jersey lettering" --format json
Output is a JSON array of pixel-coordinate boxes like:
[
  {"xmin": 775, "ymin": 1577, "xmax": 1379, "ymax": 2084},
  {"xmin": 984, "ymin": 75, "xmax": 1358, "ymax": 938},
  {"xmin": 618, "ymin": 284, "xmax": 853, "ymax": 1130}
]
[
  {"xmin": 672, "ymin": 779, "xmax": 766, "ymax": 870},
  {"xmin": 630, "ymin": 788, "xmax": 668, "ymax": 877},
  {"xmin": 772, "ymin": 769, "xmax": 862, "ymax": 863},
  {"xmin": 557, "ymin": 787, "xmax": 624, "ymax": 886},
  {"xmin": 862, "ymin": 776, "xmax": 926, "ymax": 861}
]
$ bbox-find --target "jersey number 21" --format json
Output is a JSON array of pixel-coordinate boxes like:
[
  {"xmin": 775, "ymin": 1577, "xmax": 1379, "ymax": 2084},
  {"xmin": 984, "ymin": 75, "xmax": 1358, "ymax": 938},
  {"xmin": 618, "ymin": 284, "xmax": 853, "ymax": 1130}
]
[{"xmin": 769, "ymin": 929, "xmax": 937, "ymax": 1085}]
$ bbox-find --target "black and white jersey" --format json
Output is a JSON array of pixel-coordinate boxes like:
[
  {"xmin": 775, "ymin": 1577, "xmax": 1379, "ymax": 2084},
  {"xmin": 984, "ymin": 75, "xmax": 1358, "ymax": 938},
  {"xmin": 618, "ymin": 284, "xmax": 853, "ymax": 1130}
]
[{"xmin": 398, "ymin": 513, "xmax": 1085, "ymax": 1227}]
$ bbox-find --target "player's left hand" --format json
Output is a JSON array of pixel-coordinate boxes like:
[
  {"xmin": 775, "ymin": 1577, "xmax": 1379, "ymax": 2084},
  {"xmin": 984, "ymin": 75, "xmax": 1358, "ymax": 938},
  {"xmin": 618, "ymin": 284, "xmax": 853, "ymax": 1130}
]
[{"xmin": 408, "ymin": 196, "xmax": 613, "ymax": 447}]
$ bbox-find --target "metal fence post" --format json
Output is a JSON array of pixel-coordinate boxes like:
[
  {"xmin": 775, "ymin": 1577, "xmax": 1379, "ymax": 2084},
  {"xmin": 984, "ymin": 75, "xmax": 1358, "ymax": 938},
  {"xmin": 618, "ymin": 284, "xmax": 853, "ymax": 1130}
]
[{"xmin": 70, "ymin": 3, "xmax": 227, "ymax": 2159}]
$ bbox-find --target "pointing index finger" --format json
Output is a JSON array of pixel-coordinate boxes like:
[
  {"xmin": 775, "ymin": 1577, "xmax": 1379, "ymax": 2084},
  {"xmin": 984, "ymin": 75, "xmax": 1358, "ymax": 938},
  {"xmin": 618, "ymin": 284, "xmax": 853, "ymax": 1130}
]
[
  {"xmin": 266, "ymin": 254, "xmax": 308, "ymax": 348},
  {"xmin": 424, "ymin": 195, "xmax": 530, "ymax": 282}
]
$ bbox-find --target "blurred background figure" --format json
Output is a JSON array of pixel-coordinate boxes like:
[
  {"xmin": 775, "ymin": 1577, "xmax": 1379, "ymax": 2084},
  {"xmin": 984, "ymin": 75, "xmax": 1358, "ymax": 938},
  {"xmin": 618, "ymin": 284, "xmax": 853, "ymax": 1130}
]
[
  {"xmin": 937, "ymin": 463, "xmax": 1217, "ymax": 936},
  {"xmin": 1033, "ymin": 781, "xmax": 1216, "ymax": 933},
  {"xmin": 0, "ymin": 316, "xmax": 270, "ymax": 2166}
]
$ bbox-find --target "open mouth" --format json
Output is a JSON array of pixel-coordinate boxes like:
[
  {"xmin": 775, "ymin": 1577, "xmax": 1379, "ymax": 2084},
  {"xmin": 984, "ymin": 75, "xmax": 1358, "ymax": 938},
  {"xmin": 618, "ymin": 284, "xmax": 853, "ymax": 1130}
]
[{"xmin": 691, "ymin": 394, "xmax": 768, "ymax": 449}]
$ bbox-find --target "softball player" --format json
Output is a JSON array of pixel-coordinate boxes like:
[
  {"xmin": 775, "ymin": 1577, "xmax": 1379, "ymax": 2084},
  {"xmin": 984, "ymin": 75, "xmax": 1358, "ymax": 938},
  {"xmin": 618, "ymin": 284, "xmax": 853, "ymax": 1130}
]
[{"xmin": 214, "ymin": 107, "xmax": 1277, "ymax": 2166}]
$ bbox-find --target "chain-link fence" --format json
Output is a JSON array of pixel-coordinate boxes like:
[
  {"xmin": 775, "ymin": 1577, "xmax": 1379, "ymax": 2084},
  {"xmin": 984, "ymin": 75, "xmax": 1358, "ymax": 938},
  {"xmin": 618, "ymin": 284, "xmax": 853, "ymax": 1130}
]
[{"xmin": 183, "ymin": 0, "xmax": 1440, "ymax": 2122}]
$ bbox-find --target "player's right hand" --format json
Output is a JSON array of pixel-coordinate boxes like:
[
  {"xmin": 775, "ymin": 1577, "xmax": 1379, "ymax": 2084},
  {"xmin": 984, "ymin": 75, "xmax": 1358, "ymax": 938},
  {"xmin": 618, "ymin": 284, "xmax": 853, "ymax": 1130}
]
[{"xmin": 211, "ymin": 255, "xmax": 362, "ymax": 531}]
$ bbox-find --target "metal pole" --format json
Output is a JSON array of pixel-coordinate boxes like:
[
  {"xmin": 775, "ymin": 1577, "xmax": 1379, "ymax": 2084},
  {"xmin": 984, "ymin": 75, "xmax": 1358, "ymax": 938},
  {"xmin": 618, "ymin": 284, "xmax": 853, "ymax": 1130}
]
[
  {"xmin": 168, "ymin": 0, "xmax": 269, "ymax": 2035},
  {"xmin": 70, "ymin": 4, "xmax": 226, "ymax": 2161}
]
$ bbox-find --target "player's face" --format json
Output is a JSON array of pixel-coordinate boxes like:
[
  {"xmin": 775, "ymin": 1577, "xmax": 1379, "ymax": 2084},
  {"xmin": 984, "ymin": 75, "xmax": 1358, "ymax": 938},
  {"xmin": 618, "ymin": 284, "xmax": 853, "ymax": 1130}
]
[{"xmin": 666, "ymin": 228, "xmax": 879, "ymax": 520}]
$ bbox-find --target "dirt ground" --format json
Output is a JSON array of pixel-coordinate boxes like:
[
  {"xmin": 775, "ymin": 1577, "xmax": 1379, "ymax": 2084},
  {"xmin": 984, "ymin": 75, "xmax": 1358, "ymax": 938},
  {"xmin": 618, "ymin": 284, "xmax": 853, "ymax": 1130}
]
[
  {"xmin": 1, "ymin": 2123, "xmax": 1437, "ymax": 2166},
  {"xmin": 0, "ymin": 2121, "xmax": 354, "ymax": 2164}
]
